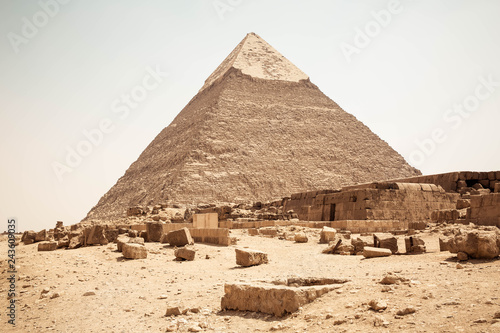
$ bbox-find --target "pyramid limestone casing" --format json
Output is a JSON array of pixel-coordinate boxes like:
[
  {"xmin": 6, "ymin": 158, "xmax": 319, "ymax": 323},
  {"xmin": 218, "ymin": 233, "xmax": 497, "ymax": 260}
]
[{"xmin": 83, "ymin": 33, "xmax": 420, "ymax": 221}]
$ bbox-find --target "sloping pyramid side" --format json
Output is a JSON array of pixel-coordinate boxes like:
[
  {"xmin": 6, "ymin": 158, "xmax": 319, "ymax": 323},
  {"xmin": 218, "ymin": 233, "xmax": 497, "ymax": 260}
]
[{"xmin": 83, "ymin": 65, "xmax": 419, "ymax": 221}]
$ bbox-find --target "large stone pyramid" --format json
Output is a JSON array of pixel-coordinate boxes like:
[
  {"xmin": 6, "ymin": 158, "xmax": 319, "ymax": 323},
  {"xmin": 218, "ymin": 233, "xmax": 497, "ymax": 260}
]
[{"xmin": 84, "ymin": 33, "xmax": 420, "ymax": 221}]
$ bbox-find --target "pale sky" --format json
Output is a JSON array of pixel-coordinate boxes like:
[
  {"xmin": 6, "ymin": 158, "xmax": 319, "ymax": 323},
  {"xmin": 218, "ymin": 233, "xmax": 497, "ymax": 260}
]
[{"xmin": 1, "ymin": 0, "xmax": 499, "ymax": 232}]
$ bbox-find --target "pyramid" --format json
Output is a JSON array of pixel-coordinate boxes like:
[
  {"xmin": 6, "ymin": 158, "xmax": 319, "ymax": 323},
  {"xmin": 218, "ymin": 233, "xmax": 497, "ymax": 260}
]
[{"xmin": 83, "ymin": 33, "xmax": 420, "ymax": 221}]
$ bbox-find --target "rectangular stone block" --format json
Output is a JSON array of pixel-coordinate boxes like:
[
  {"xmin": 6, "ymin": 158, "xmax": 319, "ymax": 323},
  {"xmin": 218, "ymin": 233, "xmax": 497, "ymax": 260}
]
[
  {"xmin": 221, "ymin": 282, "xmax": 339, "ymax": 317},
  {"xmin": 38, "ymin": 241, "xmax": 57, "ymax": 251},
  {"xmin": 193, "ymin": 213, "xmax": 218, "ymax": 229},
  {"xmin": 235, "ymin": 248, "xmax": 268, "ymax": 267},
  {"xmin": 363, "ymin": 246, "xmax": 392, "ymax": 258},
  {"xmin": 166, "ymin": 228, "xmax": 194, "ymax": 246}
]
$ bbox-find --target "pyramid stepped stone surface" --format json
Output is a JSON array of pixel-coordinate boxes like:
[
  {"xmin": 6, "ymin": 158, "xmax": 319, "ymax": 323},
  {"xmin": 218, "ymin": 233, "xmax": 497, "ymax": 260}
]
[{"xmin": 83, "ymin": 33, "xmax": 420, "ymax": 221}]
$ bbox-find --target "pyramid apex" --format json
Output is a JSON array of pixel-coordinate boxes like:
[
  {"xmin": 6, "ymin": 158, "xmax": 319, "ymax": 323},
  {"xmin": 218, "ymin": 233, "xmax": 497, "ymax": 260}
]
[{"xmin": 200, "ymin": 33, "xmax": 309, "ymax": 92}]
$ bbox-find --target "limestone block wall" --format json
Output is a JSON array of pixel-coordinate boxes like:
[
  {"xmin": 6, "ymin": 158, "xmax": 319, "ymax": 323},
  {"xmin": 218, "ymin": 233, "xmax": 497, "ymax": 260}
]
[
  {"xmin": 287, "ymin": 183, "xmax": 459, "ymax": 223},
  {"xmin": 467, "ymin": 193, "xmax": 500, "ymax": 227},
  {"xmin": 392, "ymin": 171, "xmax": 500, "ymax": 193}
]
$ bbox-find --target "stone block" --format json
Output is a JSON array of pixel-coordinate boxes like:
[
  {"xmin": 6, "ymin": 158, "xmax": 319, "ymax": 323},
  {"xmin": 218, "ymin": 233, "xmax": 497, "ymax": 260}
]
[
  {"xmin": 174, "ymin": 246, "xmax": 196, "ymax": 261},
  {"xmin": 294, "ymin": 232, "xmax": 308, "ymax": 243},
  {"xmin": 22, "ymin": 230, "xmax": 36, "ymax": 244},
  {"xmin": 221, "ymin": 282, "xmax": 339, "ymax": 317},
  {"xmin": 363, "ymin": 246, "xmax": 392, "ymax": 258},
  {"xmin": 35, "ymin": 229, "xmax": 47, "ymax": 242},
  {"xmin": 122, "ymin": 243, "xmax": 147, "ymax": 259},
  {"xmin": 38, "ymin": 241, "xmax": 57, "ymax": 251},
  {"xmin": 443, "ymin": 230, "xmax": 499, "ymax": 259},
  {"xmin": 404, "ymin": 236, "xmax": 426, "ymax": 254},
  {"xmin": 116, "ymin": 235, "xmax": 130, "ymax": 252},
  {"xmin": 166, "ymin": 228, "xmax": 194, "ymax": 247},
  {"xmin": 248, "ymin": 228, "xmax": 259, "ymax": 236},
  {"xmin": 235, "ymin": 248, "xmax": 268, "ymax": 267},
  {"xmin": 373, "ymin": 233, "xmax": 398, "ymax": 254},
  {"xmin": 193, "ymin": 213, "xmax": 218, "ymax": 228},
  {"xmin": 319, "ymin": 226, "xmax": 336, "ymax": 244},
  {"xmin": 146, "ymin": 222, "xmax": 164, "ymax": 242}
]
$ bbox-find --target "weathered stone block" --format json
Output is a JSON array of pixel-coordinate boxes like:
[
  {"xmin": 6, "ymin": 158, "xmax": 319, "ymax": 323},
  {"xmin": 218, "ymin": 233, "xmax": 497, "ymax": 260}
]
[
  {"xmin": 146, "ymin": 222, "xmax": 164, "ymax": 242},
  {"xmin": 35, "ymin": 229, "xmax": 47, "ymax": 242},
  {"xmin": 122, "ymin": 243, "xmax": 147, "ymax": 259},
  {"xmin": 235, "ymin": 248, "xmax": 268, "ymax": 267},
  {"xmin": 166, "ymin": 228, "xmax": 194, "ymax": 246},
  {"xmin": 373, "ymin": 233, "xmax": 398, "ymax": 254},
  {"xmin": 363, "ymin": 246, "xmax": 392, "ymax": 258},
  {"xmin": 116, "ymin": 235, "xmax": 130, "ymax": 252},
  {"xmin": 221, "ymin": 282, "xmax": 338, "ymax": 317},
  {"xmin": 443, "ymin": 230, "xmax": 499, "ymax": 259},
  {"xmin": 174, "ymin": 246, "xmax": 196, "ymax": 261},
  {"xmin": 319, "ymin": 226, "xmax": 336, "ymax": 244},
  {"xmin": 38, "ymin": 241, "xmax": 57, "ymax": 251},
  {"xmin": 294, "ymin": 232, "xmax": 308, "ymax": 243},
  {"xmin": 404, "ymin": 236, "xmax": 426, "ymax": 254}
]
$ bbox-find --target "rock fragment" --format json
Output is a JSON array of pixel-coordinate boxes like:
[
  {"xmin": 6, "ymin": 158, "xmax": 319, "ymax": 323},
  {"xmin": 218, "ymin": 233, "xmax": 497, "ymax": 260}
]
[{"xmin": 235, "ymin": 248, "xmax": 268, "ymax": 267}]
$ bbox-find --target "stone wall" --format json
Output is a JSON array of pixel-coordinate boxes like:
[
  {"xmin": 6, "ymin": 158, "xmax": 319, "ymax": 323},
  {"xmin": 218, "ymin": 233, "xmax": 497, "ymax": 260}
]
[
  {"xmin": 467, "ymin": 193, "xmax": 500, "ymax": 227},
  {"xmin": 287, "ymin": 182, "xmax": 459, "ymax": 223},
  {"xmin": 391, "ymin": 171, "xmax": 500, "ymax": 193}
]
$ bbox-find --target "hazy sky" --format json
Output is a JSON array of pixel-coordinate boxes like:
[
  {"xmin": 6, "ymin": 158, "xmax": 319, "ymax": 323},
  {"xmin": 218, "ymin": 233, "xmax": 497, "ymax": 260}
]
[{"xmin": 1, "ymin": 0, "xmax": 499, "ymax": 232}]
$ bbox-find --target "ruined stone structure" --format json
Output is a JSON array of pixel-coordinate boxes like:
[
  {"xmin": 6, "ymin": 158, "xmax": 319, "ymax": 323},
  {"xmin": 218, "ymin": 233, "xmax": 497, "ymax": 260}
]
[
  {"xmin": 83, "ymin": 32, "xmax": 419, "ymax": 222},
  {"xmin": 286, "ymin": 171, "xmax": 500, "ymax": 229},
  {"xmin": 286, "ymin": 182, "xmax": 459, "ymax": 227}
]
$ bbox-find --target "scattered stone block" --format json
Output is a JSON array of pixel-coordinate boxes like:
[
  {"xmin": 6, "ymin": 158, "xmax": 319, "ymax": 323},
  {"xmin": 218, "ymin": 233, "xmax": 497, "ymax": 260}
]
[
  {"xmin": 373, "ymin": 233, "xmax": 398, "ymax": 254},
  {"xmin": 319, "ymin": 227, "xmax": 337, "ymax": 243},
  {"xmin": 35, "ymin": 229, "xmax": 47, "ymax": 242},
  {"xmin": 22, "ymin": 230, "xmax": 36, "ymax": 244},
  {"xmin": 294, "ymin": 232, "xmax": 308, "ymax": 243},
  {"xmin": 396, "ymin": 306, "xmax": 416, "ymax": 316},
  {"xmin": 363, "ymin": 246, "xmax": 392, "ymax": 258},
  {"xmin": 221, "ymin": 282, "xmax": 341, "ymax": 317},
  {"xmin": 166, "ymin": 228, "xmax": 194, "ymax": 247},
  {"xmin": 442, "ymin": 230, "xmax": 499, "ymax": 259},
  {"xmin": 37, "ymin": 241, "xmax": 57, "ymax": 251},
  {"xmin": 457, "ymin": 251, "xmax": 468, "ymax": 261},
  {"xmin": 379, "ymin": 273, "xmax": 408, "ymax": 285},
  {"xmin": 146, "ymin": 222, "xmax": 164, "ymax": 242},
  {"xmin": 351, "ymin": 236, "xmax": 374, "ymax": 253},
  {"xmin": 57, "ymin": 237, "xmax": 70, "ymax": 249},
  {"xmin": 68, "ymin": 235, "xmax": 82, "ymax": 249},
  {"xmin": 165, "ymin": 305, "xmax": 187, "ymax": 316},
  {"xmin": 235, "ymin": 248, "xmax": 268, "ymax": 267},
  {"xmin": 404, "ymin": 236, "xmax": 426, "ymax": 254},
  {"xmin": 369, "ymin": 299, "xmax": 387, "ymax": 311},
  {"xmin": 116, "ymin": 235, "xmax": 130, "ymax": 252},
  {"xmin": 174, "ymin": 246, "xmax": 196, "ymax": 261},
  {"xmin": 122, "ymin": 243, "xmax": 147, "ymax": 259}
]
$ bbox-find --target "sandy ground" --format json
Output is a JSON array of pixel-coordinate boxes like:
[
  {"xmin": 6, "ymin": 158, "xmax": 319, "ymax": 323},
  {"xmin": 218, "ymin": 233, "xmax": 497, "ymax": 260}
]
[{"xmin": 1, "ymin": 228, "xmax": 500, "ymax": 333}]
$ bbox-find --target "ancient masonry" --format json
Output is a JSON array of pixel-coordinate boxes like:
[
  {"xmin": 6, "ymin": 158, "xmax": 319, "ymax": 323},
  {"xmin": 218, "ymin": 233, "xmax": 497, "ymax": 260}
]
[
  {"xmin": 83, "ymin": 32, "xmax": 420, "ymax": 222},
  {"xmin": 286, "ymin": 171, "xmax": 500, "ymax": 230}
]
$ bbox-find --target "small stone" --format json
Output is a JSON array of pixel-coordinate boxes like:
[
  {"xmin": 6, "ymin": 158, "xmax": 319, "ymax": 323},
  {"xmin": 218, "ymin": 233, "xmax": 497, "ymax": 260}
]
[
  {"xmin": 83, "ymin": 291, "xmax": 95, "ymax": 296},
  {"xmin": 473, "ymin": 318, "xmax": 487, "ymax": 324},
  {"xmin": 50, "ymin": 292, "xmax": 60, "ymax": 299},
  {"xmin": 166, "ymin": 306, "xmax": 184, "ymax": 316},
  {"xmin": 294, "ymin": 232, "xmax": 308, "ymax": 243},
  {"xmin": 235, "ymin": 248, "xmax": 268, "ymax": 267},
  {"xmin": 457, "ymin": 252, "xmax": 468, "ymax": 261},
  {"xmin": 41, "ymin": 287, "xmax": 50, "ymax": 294},
  {"xmin": 369, "ymin": 299, "xmax": 388, "ymax": 311},
  {"xmin": 494, "ymin": 312, "xmax": 500, "ymax": 319},
  {"xmin": 456, "ymin": 263, "xmax": 464, "ymax": 269},
  {"xmin": 396, "ymin": 306, "xmax": 416, "ymax": 316}
]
